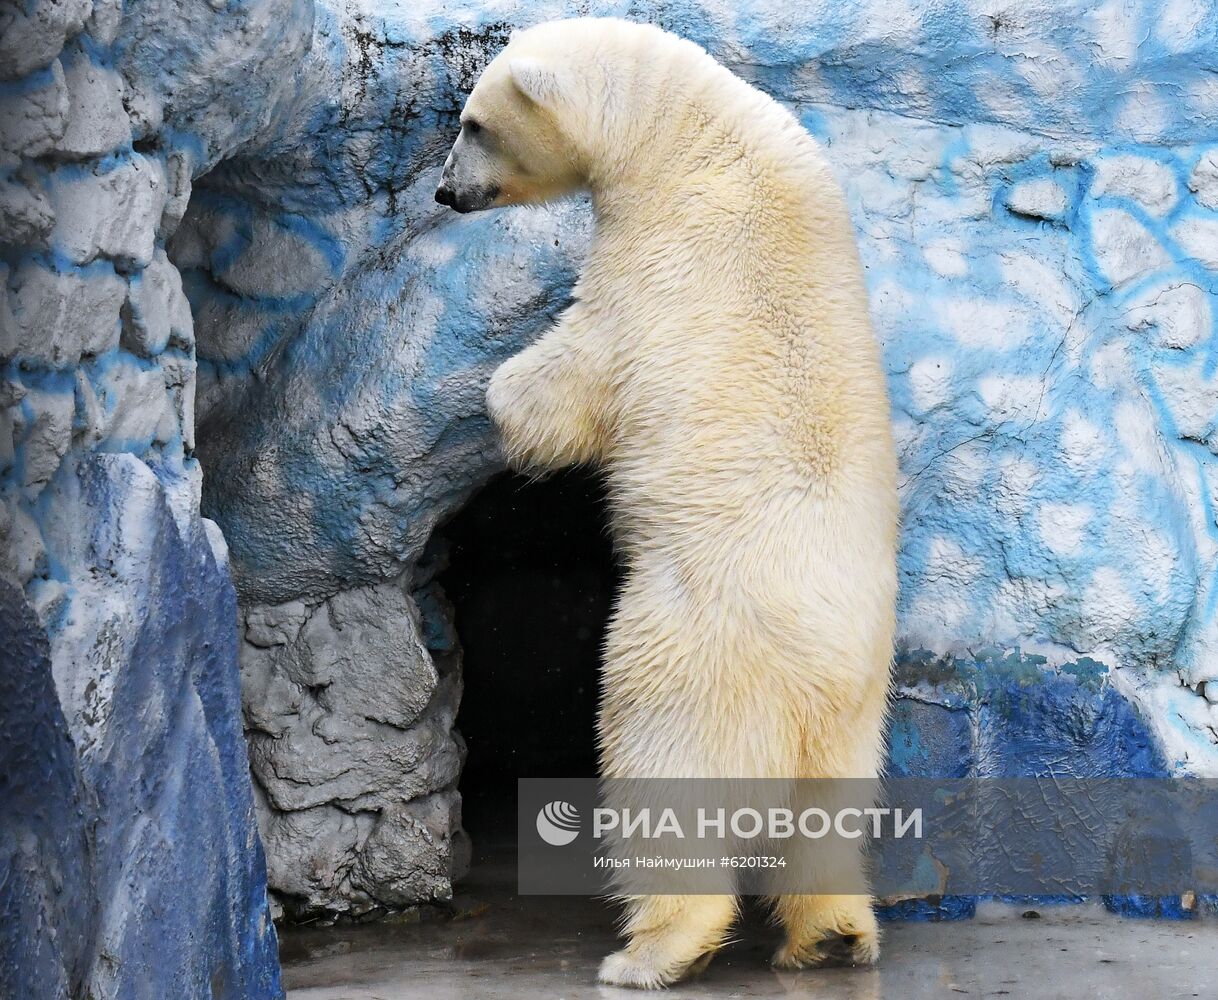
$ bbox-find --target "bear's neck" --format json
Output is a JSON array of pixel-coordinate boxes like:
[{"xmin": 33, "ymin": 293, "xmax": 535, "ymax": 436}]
[{"xmin": 585, "ymin": 60, "xmax": 809, "ymax": 229}]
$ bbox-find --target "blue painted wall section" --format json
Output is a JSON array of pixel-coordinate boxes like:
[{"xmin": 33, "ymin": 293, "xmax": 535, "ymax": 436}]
[
  {"xmin": 883, "ymin": 649, "xmax": 1218, "ymax": 919},
  {"xmin": 0, "ymin": 579, "xmax": 92, "ymax": 996}
]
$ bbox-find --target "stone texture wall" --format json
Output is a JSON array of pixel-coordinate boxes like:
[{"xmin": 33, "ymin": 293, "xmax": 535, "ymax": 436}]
[
  {"xmin": 179, "ymin": 8, "xmax": 588, "ymax": 918},
  {"xmin": 179, "ymin": 0, "xmax": 1218, "ymax": 921},
  {"xmin": 6, "ymin": 0, "xmax": 1218, "ymax": 956},
  {"xmin": 0, "ymin": 0, "xmax": 310, "ymax": 991}
]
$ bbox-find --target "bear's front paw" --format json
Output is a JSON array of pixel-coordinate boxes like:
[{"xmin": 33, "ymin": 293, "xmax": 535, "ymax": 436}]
[
  {"xmin": 484, "ymin": 345, "xmax": 604, "ymax": 470},
  {"xmin": 484, "ymin": 360, "xmax": 519, "ymax": 433},
  {"xmin": 485, "ymin": 359, "xmax": 532, "ymax": 465}
]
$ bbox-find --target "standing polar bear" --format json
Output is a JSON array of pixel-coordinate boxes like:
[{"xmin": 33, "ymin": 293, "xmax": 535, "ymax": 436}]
[{"xmin": 436, "ymin": 18, "xmax": 898, "ymax": 989}]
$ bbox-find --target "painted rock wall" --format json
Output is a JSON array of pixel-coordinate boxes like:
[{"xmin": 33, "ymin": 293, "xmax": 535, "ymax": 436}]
[
  {"xmin": 183, "ymin": 9, "xmax": 587, "ymax": 918},
  {"xmin": 0, "ymin": 0, "xmax": 311, "ymax": 990},
  {"xmin": 180, "ymin": 0, "xmax": 1218, "ymax": 919},
  {"xmin": 9, "ymin": 0, "xmax": 1214, "ymax": 937}
]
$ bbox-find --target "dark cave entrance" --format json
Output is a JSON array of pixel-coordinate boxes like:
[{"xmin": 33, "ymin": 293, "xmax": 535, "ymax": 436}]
[{"xmin": 435, "ymin": 468, "xmax": 621, "ymax": 852}]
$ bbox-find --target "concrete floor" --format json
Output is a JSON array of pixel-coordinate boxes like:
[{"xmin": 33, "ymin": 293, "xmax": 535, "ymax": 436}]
[{"xmin": 281, "ymin": 857, "xmax": 1217, "ymax": 999}]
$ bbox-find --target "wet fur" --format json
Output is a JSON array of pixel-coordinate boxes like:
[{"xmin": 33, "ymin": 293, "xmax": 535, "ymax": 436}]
[{"xmin": 444, "ymin": 18, "xmax": 898, "ymax": 988}]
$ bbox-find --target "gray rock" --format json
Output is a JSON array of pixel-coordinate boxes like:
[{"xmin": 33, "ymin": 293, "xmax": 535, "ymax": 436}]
[
  {"xmin": 353, "ymin": 792, "xmax": 471, "ymax": 907},
  {"xmin": 4, "ymin": 258, "xmax": 126, "ymax": 365},
  {"xmin": 160, "ymin": 354, "xmax": 199, "ymax": 451},
  {"xmin": 1005, "ymin": 177, "xmax": 1068, "ymax": 222},
  {"xmin": 209, "ymin": 213, "xmax": 336, "ymax": 299},
  {"xmin": 56, "ymin": 52, "xmax": 130, "ymax": 159},
  {"xmin": 238, "ymin": 580, "xmax": 467, "ymax": 914},
  {"xmin": 47, "ymin": 152, "xmax": 161, "ymax": 266},
  {"xmin": 255, "ymin": 790, "xmax": 469, "ymax": 918},
  {"xmin": 120, "ymin": 248, "xmax": 193, "ymax": 356},
  {"xmin": 13, "ymin": 385, "xmax": 74, "ymax": 493},
  {"xmin": 1090, "ymin": 154, "xmax": 1178, "ymax": 216},
  {"xmin": 88, "ymin": 356, "xmax": 179, "ymax": 447},
  {"xmin": 85, "ymin": 0, "xmax": 122, "ymax": 45},
  {"xmin": 0, "ymin": 57, "xmax": 69, "ymax": 165},
  {"xmin": 1089, "ymin": 207, "xmax": 1172, "ymax": 286},
  {"xmin": 158, "ymin": 150, "xmax": 193, "ymax": 235},
  {"xmin": 1188, "ymin": 150, "xmax": 1218, "ymax": 210},
  {"xmin": 0, "ymin": 410, "xmax": 15, "ymax": 479},
  {"xmin": 0, "ymin": 502, "xmax": 46, "ymax": 584},
  {"xmin": 1124, "ymin": 280, "xmax": 1211, "ymax": 350},
  {"xmin": 0, "ymin": 0, "xmax": 91, "ymax": 82},
  {"xmin": 1172, "ymin": 216, "xmax": 1218, "ymax": 270},
  {"xmin": 0, "ymin": 172, "xmax": 55, "ymax": 246}
]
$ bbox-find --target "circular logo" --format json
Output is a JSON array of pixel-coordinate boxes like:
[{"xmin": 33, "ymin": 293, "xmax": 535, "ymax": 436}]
[{"xmin": 536, "ymin": 800, "xmax": 581, "ymax": 846}]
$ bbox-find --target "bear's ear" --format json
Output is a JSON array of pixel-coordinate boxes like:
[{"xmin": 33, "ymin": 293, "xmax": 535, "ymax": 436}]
[{"xmin": 509, "ymin": 57, "xmax": 565, "ymax": 108}]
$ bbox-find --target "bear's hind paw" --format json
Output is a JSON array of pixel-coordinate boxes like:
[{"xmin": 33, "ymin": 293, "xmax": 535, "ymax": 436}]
[
  {"xmin": 598, "ymin": 950, "xmax": 671, "ymax": 990},
  {"xmin": 772, "ymin": 929, "xmax": 880, "ymax": 970},
  {"xmin": 599, "ymin": 947, "xmax": 715, "ymax": 989}
]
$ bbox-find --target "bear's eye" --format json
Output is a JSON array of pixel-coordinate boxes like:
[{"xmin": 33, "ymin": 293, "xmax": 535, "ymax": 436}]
[{"xmin": 464, "ymin": 118, "xmax": 483, "ymax": 136}]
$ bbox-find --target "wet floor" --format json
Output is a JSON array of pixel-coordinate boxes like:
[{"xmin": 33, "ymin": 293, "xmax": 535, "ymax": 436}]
[{"xmin": 280, "ymin": 856, "xmax": 1216, "ymax": 999}]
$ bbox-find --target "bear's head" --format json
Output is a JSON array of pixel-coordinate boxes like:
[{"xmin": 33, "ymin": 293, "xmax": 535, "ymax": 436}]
[
  {"xmin": 434, "ymin": 19, "xmax": 691, "ymax": 213},
  {"xmin": 434, "ymin": 26, "xmax": 591, "ymax": 213}
]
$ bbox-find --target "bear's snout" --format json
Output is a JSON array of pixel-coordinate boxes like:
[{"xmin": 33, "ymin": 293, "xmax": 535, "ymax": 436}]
[{"xmin": 434, "ymin": 179, "xmax": 499, "ymax": 214}]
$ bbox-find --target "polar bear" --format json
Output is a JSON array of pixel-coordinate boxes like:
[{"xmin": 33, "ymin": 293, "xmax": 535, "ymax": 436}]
[{"xmin": 436, "ymin": 18, "xmax": 898, "ymax": 989}]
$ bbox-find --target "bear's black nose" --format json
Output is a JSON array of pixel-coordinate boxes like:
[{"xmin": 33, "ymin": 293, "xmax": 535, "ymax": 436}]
[{"xmin": 435, "ymin": 183, "xmax": 456, "ymax": 208}]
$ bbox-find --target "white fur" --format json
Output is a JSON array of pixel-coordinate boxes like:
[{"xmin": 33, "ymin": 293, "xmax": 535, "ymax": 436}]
[{"xmin": 452, "ymin": 18, "xmax": 898, "ymax": 988}]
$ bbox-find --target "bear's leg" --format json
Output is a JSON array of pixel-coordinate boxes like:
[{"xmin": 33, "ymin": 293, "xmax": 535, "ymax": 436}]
[
  {"xmin": 486, "ymin": 317, "xmax": 609, "ymax": 471},
  {"xmin": 768, "ymin": 769, "xmax": 883, "ymax": 968},
  {"xmin": 770, "ymin": 893, "xmax": 880, "ymax": 969},
  {"xmin": 598, "ymin": 893, "xmax": 737, "ymax": 989}
]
